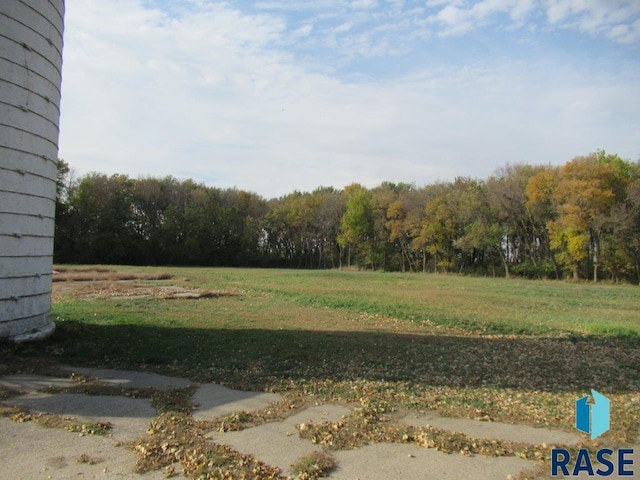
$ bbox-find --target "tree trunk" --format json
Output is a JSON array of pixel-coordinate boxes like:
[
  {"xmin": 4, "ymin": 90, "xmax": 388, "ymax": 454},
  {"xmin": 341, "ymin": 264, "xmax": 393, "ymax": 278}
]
[{"xmin": 499, "ymin": 247, "xmax": 510, "ymax": 278}]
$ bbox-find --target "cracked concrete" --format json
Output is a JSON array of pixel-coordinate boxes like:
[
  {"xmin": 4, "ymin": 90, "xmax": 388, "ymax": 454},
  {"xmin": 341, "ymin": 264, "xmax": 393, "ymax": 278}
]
[
  {"xmin": 2, "ymin": 368, "xmax": 631, "ymax": 479},
  {"xmin": 399, "ymin": 411, "xmax": 582, "ymax": 446},
  {"xmin": 329, "ymin": 442, "xmax": 536, "ymax": 479},
  {"xmin": 209, "ymin": 404, "xmax": 351, "ymax": 475},
  {"xmin": 3, "ymin": 392, "xmax": 156, "ymax": 441},
  {"xmin": 61, "ymin": 367, "xmax": 193, "ymax": 391},
  {"xmin": 192, "ymin": 383, "xmax": 282, "ymax": 421}
]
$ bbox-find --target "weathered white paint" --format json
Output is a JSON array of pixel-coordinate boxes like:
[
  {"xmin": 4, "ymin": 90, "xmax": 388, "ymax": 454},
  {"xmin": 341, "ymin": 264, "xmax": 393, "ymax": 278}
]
[{"xmin": 0, "ymin": 0, "xmax": 65, "ymax": 342}]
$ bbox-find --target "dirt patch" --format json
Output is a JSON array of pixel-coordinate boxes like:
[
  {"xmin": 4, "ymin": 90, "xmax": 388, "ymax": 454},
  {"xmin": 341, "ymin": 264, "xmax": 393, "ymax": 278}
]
[
  {"xmin": 52, "ymin": 277, "xmax": 239, "ymax": 301},
  {"xmin": 102, "ymin": 284, "xmax": 238, "ymax": 301},
  {"xmin": 53, "ymin": 268, "xmax": 172, "ymax": 283}
]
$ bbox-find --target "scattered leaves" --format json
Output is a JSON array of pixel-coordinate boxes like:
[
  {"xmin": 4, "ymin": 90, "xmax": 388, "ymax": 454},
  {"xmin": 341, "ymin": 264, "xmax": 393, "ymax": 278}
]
[
  {"xmin": 131, "ymin": 413, "xmax": 283, "ymax": 479},
  {"xmin": 44, "ymin": 383, "xmax": 198, "ymax": 415},
  {"xmin": 0, "ymin": 405, "xmax": 113, "ymax": 435},
  {"xmin": 205, "ymin": 394, "xmax": 308, "ymax": 433},
  {"xmin": 290, "ymin": 451, "xmax": 337, "ymax": 479}
]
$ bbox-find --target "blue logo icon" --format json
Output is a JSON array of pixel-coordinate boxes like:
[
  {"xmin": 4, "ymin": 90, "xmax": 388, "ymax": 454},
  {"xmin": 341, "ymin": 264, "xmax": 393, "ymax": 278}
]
[{"xmin": 576, "ymin": 389, "xmax": 610, "ymax": 439}]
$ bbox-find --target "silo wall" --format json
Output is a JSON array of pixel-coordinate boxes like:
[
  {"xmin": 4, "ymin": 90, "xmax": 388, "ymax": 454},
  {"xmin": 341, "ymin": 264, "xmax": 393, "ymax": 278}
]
[{"xmin": 0, "ymin": 1, "xmax": 65, "ymax": 342}]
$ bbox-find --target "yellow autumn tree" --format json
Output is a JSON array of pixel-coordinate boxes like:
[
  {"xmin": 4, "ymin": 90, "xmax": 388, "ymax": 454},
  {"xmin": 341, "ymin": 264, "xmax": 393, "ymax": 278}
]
[{"xmin": 547, "ymin": 153, "xmax": 619, "ymax": 280}]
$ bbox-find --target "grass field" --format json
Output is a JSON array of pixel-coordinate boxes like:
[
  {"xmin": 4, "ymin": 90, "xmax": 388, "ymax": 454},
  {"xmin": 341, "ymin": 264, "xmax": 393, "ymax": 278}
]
[{"xmin": 3, "ymin": 266, "xmax": 640, "ymax": 477}]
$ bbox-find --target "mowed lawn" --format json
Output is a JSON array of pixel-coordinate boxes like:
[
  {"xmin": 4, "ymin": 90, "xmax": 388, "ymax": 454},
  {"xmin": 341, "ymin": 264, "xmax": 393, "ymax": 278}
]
[
  {"xmin": 5, "ymin": 266, "xmax": 639, "ymax": 469},
  {"xmin": 44, "ymin": 268, "xmax": 639, "ymax": 431},
  {"xmin": 54, "ymin": 266, "xmax": 640, "ymax": 333}
]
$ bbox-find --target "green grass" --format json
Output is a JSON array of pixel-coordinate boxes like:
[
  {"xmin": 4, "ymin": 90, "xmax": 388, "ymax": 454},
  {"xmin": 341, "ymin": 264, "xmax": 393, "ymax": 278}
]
[
  {"xmin": 43, "ymin": 267, "xmax": 640, "ymax": 393},
  {"xmin": 3, "ymin": 266, "xmax": 640, "ymax": 478},
  {"xmin": 89, "ymin": 266, "xmax": 640, "ymax": 335}
]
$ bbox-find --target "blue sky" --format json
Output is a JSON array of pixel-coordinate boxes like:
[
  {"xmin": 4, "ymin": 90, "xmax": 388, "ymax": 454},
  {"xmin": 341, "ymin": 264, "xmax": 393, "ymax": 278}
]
[{"xmin": 58, "ymin": 0, "xmax": 640, "ymax": 198}]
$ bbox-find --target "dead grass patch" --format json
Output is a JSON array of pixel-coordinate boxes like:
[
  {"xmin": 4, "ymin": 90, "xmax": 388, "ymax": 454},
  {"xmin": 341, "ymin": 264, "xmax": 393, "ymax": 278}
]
[
  {"xmin": 53, "ymin": 269, "xmax": 172, "ymax": 283},
  {"xmin": 54, "ymin": 267, "xmax": 115, "ymax": 274},
  {"xmin": 52, "ymin": 278, "xmax": 239, "ymax": 301},
  {"xmin": 290, "ymin": 451, "xmax": 337, "ymax": 479}
]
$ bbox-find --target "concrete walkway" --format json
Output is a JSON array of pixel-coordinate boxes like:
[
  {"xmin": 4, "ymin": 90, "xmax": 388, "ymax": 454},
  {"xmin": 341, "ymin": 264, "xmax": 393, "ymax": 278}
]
[
  {"xmin": 209, "ymin": 404, "xmax": 351, "ymax": 476},
  {"xmin": 1, "ymin": 368, "xmax": 632, "ymax": 479}
]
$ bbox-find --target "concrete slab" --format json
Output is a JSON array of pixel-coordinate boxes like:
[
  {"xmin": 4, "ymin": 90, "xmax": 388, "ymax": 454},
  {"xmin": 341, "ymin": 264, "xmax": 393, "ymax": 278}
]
[
  {"xmin": 61, "ymin": 367, "xmax": 193, "ymax": 391},
  {"xmin": 400, "ymin": 411, "xmax": 582, "ymax": 446},
  {"xmin": 3, "ymin": 393, "xmax": 156, "ymax": 441},
  {"xmin": 0, "ymin": 375, "xmax": 76, "ymax": 394},
  {"xmin": 6, "ymin": 368, "xmax": 629, "ymax": 480},
  {"xmin": 192, "ymin": 383, "xmax": 282, "ymax": 421},
  {"xmin": 0, "ymin": 417, "xmax": 167, "ymax": 480},
  {"xmin": 328, "ymin": 442, "xmax": 537, "ymax": 480},
  {"xmin": 209, "ymin": 404, "xmax": 351, "ymax": 475}
]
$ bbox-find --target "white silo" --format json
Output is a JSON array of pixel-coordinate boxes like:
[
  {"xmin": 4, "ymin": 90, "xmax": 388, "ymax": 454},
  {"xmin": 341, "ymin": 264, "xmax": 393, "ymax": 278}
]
[{"xmin": 0, "ymin": 1, "xmax": 65, "ymax": 342}]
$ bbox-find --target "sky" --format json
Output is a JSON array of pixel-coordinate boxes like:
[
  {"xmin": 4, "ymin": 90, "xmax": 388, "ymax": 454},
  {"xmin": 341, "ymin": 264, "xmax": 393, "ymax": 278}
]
[{"xmin": 57, "ymin": 0, "xmax": 640, "ymax": 199}]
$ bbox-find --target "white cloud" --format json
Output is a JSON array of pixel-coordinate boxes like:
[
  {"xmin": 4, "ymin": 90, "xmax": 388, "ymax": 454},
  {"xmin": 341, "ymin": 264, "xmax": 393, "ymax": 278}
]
[
  {"xmin": 428, "ymin": 5, "xmax": 475, "ymax": 35},
  {"xmin": 508, "ymin": 0, "xmax": 537, "ymax": 22},
  {"xmin": 333, "ymin": 21, "xmax": 354, "ymax": 33},
  {"xmin": 544, "ymin": 0, "xmax": 640, "ymax": 42},
  {"xmin": 349, "ymin": 0, "xmax": 378, "ymax": 9},
  {"xmin": 607, "ymin": 19, "xmax": 640, "ymax": 43},
  {"xmin": 425, "ymin": 0, "xmax": 466, "ymax": 7},
  {"xmin": 424, "ymin": 0, "xmax": 640, "ymax": 42},
  {"xmin": 292, "ymin": 24, "xmax": 314, "ymax": 37},
  {"xmin": 57, "ymin": 0, "xmax": 640, "ymax": 198},
  {"xmin": 427, "ymin": 0, "xmax": 536, "ymax": 36}
]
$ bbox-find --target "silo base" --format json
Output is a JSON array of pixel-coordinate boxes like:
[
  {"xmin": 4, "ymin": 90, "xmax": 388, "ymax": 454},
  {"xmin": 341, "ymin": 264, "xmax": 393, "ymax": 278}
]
[{"xmin": 2, "ymin": 316, "xmax": 56, "ymax": 343}]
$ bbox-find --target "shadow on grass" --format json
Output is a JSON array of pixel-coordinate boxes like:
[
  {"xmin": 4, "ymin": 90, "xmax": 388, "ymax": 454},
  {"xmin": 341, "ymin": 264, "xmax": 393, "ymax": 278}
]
[{"xmin": 4, "ymin": 320, "xmax": 637, "ymax": 395}]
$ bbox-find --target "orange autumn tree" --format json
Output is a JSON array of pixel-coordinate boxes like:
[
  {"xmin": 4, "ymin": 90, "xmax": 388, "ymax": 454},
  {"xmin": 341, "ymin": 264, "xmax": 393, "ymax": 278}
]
[{"xmin": 544, "ymin": 152, "xmax": 628, "ymax": 280}]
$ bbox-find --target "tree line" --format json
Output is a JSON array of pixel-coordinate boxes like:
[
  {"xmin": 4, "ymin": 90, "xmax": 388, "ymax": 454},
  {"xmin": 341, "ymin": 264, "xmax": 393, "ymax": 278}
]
[{"xmin": 54, "ymin": 151, "xmax": 640, "ymax": 283}]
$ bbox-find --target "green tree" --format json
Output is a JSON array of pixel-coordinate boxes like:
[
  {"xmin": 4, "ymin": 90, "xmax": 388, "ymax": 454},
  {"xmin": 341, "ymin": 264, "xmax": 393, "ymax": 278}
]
[
  {"xmin": 487, "ymin": 164, "xmax": 550, "ymax": 278},
  {"xmin": 601, "ymin": 172, "xmax": 640, "ymax": 283},
  {"xmin": 311, "ymin": 187, "xmax": 345, "ymax": 269},
  {"xmin": 452, "ymin": 178, "xmax": 503, "ymax": 275},
  {"xmin": 65, "ymin": 173, "xmax": 141, "ymax": 264},
  {"xmin": 53, "ymin": 159, "xmax": 77, "ymax": 263},
  {"xmin": 338, "ymin": 184, "xmax": 375, "ymax": 268},
  {"xmin": 387, "ymin": 199, "xmax": 412, "ymax": 271},
  {"xmin": 371, "ymin": 182, "xmax": 411, "ymax": 271},
  {"xmin": 416, "ymin": 183, "xmax": 459, "ymax": 273}
]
